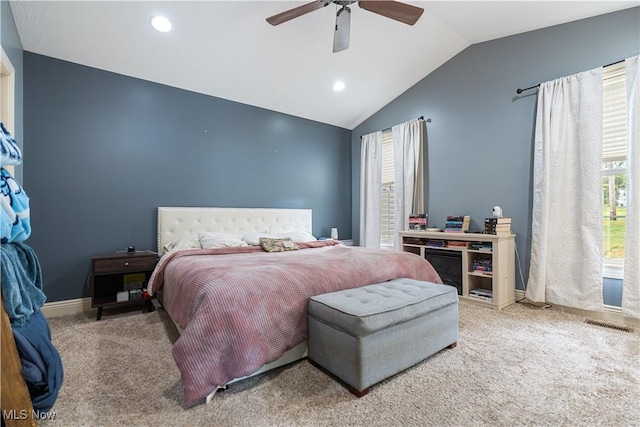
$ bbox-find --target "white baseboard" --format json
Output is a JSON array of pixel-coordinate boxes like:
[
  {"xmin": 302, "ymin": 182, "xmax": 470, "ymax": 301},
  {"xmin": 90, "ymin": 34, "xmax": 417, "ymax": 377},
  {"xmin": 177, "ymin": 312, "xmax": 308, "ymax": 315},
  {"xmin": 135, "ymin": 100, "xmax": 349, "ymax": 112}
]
[
  {"xmin": 41, "ymin": 297, "xmax": 92, "ymax": 318},
  {"xmin": 514, "ymin": 290, "xmax": 639, "ymax": 328}
]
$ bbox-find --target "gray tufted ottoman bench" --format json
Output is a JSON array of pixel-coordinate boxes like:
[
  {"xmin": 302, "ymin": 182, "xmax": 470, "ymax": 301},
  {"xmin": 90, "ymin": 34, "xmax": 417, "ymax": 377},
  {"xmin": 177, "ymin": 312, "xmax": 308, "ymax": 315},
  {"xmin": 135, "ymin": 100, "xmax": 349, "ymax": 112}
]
[{"xmin": 307, "ymin": 278, "xmax": 458, "ymax": 396}]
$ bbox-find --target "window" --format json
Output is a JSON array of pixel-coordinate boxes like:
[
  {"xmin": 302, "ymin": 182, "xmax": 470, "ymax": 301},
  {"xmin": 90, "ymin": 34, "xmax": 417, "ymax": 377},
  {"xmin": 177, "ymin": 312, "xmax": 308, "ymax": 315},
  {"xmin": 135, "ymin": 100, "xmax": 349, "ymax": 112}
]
[
  {"xmin": 381, "ymin": 130, "xmax": 394, "ymax": 245},
  {"xmin": 602, "ymin": 62, "xmax": 627, "ymax": 279}
]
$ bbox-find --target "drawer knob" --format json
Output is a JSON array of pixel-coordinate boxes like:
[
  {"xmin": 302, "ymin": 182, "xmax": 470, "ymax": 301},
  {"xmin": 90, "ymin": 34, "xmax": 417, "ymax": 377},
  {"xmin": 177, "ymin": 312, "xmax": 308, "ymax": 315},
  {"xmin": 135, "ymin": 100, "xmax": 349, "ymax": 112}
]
[{"xmin": 124, "ymin": 262, "xmax": 129, "ymax": 266}]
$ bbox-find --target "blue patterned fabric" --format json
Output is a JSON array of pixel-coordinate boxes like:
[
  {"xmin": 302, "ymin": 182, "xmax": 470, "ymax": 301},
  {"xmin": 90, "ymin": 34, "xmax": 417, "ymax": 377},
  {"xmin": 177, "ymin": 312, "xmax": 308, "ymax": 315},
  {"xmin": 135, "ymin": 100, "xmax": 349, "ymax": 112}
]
[
  {"xmin": 12, "ymin": 309, "xmax": 64, "ymax": 413},
  {"xmin": 0, "ymin": 121, "xmax": 22, "ymax": 166},
  {"xmin": 1, "ymin": 242, "xmax": 45, "ymax": 327},
  {"xmin": 1, "ymin": 167, "xmax": 31, "ymax": 243}
]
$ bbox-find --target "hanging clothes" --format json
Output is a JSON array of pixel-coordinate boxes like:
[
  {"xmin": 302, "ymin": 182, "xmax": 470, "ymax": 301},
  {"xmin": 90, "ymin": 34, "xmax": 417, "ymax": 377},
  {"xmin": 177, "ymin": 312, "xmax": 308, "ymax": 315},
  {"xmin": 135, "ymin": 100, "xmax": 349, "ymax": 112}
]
[
  {"xmin": 1, "ymin": 167, "xmax": 31, "ymax": 244},
  {"xmin": 12, "ymin": 309, "xmax": 64, "ymax": 413},
  {"xmin": 1, "ymin": 242, "xmax": 46, "ymax": 327}
]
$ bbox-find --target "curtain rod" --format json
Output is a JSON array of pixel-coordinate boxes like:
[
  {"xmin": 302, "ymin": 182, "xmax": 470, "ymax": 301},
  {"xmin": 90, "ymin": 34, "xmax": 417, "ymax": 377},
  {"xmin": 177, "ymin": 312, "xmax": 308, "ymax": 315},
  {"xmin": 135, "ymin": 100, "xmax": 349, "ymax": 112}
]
[
  {"xmin": 515, "ymin": 59, "xmax": 625, "ymax": 95},
  {"xmin": 360, "ymin": 116, "xmax": 430, "ymax": 139}
]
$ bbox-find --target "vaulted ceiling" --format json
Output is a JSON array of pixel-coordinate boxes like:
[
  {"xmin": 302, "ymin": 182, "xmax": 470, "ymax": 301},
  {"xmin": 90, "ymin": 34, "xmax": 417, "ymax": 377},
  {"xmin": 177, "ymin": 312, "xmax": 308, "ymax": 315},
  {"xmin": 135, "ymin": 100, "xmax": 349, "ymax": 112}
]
[{"xmin": 10, "ymin": 1, "xmax": 639, "ymax": 129}]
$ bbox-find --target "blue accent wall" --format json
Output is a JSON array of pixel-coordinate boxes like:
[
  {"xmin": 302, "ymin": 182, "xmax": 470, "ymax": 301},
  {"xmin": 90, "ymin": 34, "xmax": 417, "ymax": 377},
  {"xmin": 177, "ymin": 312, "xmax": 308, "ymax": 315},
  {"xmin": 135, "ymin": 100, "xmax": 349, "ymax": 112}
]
[
  {"xmin": 351, "ymin": 7, "xmax": 640, "ymax": 297},
  {"xmin": 23, "ymin": 54, "xmax": 352, "ymax": 302}
]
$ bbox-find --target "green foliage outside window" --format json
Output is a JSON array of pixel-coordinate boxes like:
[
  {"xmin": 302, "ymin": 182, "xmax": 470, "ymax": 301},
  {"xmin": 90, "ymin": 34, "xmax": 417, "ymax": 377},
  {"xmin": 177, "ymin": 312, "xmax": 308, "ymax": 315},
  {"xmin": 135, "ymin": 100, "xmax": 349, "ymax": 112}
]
[{"xmin": 603, "ymin": 206, "xmax": 625, "ymax": 259}]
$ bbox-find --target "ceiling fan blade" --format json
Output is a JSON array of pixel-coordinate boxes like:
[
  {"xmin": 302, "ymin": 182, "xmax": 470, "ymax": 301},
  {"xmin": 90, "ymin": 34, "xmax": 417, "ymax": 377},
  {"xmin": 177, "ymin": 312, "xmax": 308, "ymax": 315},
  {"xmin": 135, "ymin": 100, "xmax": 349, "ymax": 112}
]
[
  {"xmin": 358, "ymin": 1, "xmax": 424, "ymax": 26},
  {"xmin": 333, "ymin": 6, "xmax": 351, "ymax": 53},
  {"xmin": 266, "ymin": 1, "xmax": 329, "ymax": 26}
]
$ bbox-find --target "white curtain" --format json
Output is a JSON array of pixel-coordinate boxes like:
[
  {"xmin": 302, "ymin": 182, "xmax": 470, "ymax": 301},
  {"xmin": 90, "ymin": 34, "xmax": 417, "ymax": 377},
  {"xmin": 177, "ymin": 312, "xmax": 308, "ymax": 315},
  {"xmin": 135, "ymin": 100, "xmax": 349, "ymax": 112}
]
[
  {"xmin": 623, "ymin": 55, "xmax": 640, "ymax": 319},
  {"xmin": 391, "ymin": 119, "xmax": 423, "ymax": 249},
  {"xmin": 526, "ymin": 68, "xmax": 604, "ymax": 311},
  {"xmin": 359, "ymin": 131, "xmax": 383, "ymax": 248}
]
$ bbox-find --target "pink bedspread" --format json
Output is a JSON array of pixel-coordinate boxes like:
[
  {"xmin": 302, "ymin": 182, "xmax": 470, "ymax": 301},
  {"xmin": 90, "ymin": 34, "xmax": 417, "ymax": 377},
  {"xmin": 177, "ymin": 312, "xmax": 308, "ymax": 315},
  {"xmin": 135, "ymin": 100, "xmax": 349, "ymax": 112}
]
[{"xmin": 147, "ymin": 240, "xmax": 442, "ymax": 406}]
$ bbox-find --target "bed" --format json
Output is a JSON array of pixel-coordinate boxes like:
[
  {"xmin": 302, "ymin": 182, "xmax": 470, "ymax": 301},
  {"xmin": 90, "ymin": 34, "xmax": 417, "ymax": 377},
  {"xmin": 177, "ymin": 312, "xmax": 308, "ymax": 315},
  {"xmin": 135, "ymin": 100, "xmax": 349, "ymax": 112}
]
[{"xmin": 148, "ymin": 207, "xmax": 442, "ymax": 407}]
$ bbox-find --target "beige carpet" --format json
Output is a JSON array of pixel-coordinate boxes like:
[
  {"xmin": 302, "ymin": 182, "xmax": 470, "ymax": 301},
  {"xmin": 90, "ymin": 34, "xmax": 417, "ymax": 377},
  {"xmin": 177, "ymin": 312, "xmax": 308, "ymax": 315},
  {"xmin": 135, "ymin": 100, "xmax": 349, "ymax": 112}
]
[{"xmin": 40, "ymin": 301, "xmax": 639, "ymax": 427}]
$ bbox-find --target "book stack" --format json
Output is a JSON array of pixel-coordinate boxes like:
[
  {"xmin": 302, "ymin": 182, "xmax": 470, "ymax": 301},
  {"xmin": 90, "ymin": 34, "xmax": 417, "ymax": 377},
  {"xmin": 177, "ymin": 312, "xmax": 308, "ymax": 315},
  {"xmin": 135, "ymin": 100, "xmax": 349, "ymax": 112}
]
[
  {"xmin": 484, "ymin": 217, "xmax": 512, "ymax": 235},
  {"xmin": 446, "ymin": 241, "xmax": 468, "ymax": 249},
  {"xmin": 469, "ymin": 242, "xmax": 492, "ymax": 251},
  {"xmin": 425, "ymin": 239, "xmax": 446, "ymax": 248},
  {"xmin": 472, "ymin": 258, "xmax": 492, "ymax": 275},
  {"xmin": 408, "ymin": 213, "xmax": 428, "ymax": 231},
  {"xmin": 404, "ymin": 237, "xmax": 427, "ymax": 245},
  {"xmin": 470, "ymin": 289, "xmax": 493, "ymax": 300},
  {"xmin": 444, "ymin": 215, "xmax": 470, "ymax": 233}
]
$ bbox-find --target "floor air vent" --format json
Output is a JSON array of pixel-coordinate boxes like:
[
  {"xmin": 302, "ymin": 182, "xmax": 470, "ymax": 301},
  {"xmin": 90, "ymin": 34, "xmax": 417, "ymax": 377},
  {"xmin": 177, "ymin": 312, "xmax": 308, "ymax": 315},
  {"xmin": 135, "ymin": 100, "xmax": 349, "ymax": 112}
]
[{"xmin": 584, "ymin": 319, "xmax": 634, "ymax": 333}]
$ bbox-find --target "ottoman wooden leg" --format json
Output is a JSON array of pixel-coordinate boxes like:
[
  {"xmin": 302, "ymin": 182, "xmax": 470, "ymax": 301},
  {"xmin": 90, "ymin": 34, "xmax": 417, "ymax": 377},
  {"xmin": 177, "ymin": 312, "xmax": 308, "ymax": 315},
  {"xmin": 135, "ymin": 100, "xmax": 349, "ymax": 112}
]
[
  {"xmin": 309, "ymin": 359, "xmax": 369, "ymax": 397},
  {"xmin": 347, "ymin": 385, "xmax": 369, "ymax": 397},
  {"xmin": 449, "ymin": 342, "xmax": 457, "ymax": 348}
]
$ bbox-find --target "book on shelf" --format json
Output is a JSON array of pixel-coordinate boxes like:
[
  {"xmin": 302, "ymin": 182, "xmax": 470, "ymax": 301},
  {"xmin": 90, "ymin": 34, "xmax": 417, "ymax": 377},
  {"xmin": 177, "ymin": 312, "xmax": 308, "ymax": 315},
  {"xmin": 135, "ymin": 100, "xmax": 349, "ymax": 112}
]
[
  {"xmin": 444, "ymin": 215, "xmax": 470, "ymax": 233},
  {"xmin": 469, "ymin": 293, "xmax": 492, "ymax": 301},
  {"xmin": 425, "ymin": 239, "xmax": 446, "ymax": 248},
  {"xmin": 446, "ymin": 241, "xmax": 469, "ymax": 249},
  {"xmin": 404, "ymin": 237, "xmax": 427, "ymax": 245},
  {"xmin": 469, "ymin": 242, "xmax": 493, "ymax": 251},
  {"xmin": 470, "ymin": 288, "xmax": 493, "ymax": 299},
  {"xmin": 485, "ymin": 217, "xmax": 512, "ymax": 224},
  {"xmin": 484, "ymin": 217, "xmax": 512, "ymax": 235},
  {"xmin": 472, "ymin": 267, "xmax": 492, "ymax": 274}
]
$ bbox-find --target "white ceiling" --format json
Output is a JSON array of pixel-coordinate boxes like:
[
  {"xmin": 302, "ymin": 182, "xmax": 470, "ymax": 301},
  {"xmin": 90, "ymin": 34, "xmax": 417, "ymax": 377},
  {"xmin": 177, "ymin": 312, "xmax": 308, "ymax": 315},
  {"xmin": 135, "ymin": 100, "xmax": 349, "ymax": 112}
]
[{"xmin": 9, "ymin": 1, "xmax": 639, "ymax": 129}]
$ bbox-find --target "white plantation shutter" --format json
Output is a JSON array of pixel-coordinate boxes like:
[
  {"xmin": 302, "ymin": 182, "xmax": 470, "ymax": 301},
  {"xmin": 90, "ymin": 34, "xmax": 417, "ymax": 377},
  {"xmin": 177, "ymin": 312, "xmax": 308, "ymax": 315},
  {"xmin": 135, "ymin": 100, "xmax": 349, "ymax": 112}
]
[
  {"xmin": 381, "ymin": 131, "xmax": 394, "ymax": 186},
  {"xmin": 381, "ymin": 130, "xmax": 395, "ymax": 245},
  {"xmin": 603, "ymin": 63, "xmax": 627, "ymax": 162}
]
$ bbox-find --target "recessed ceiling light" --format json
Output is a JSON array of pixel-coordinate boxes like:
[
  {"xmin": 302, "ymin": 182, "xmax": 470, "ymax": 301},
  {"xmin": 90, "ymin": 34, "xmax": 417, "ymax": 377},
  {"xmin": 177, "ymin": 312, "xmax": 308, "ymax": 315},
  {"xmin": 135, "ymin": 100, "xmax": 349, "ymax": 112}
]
[
  {"xmin": 152, "ymin": 16, "xmax": 172, "ymax": 33},
  {"xmin": 333, "ymin": 81, "xmax": 346, "ymax": 92}
]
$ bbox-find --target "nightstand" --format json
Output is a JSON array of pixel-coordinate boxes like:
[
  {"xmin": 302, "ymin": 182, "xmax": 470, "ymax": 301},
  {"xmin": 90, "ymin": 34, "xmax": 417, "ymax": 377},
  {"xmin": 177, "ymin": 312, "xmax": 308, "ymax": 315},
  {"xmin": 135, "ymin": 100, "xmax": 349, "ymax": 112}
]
[{"xmin": 90, "ymin": 252, "xmax": 158, "ymax": 320}]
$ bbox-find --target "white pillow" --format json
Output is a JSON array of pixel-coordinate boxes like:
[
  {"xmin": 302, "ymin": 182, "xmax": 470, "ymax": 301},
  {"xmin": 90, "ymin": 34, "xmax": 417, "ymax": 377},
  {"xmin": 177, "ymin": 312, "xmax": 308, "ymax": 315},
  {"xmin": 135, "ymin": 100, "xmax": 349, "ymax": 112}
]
[
  {"xmin": 162, "ymin": 234, "xmax": 201, "ymax": 255},
  {"xmin": 242, "ymin": 231, "xmax": 279, "ymax": 246},
  {"xmin": 279, "ymin": 230, "xmax": 317, "ymax": 243},
  {"xmin": 199, "ymin": 232, "xmax": 248, "ymax": 249}
]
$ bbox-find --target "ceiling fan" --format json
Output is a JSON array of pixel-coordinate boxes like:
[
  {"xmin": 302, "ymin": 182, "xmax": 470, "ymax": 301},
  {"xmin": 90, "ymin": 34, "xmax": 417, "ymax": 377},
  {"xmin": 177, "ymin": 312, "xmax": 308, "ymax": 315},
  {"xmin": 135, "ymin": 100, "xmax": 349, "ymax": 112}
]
[{"xmin": 266, "ymin": 1, "xmax": 424, "ymax": 53}]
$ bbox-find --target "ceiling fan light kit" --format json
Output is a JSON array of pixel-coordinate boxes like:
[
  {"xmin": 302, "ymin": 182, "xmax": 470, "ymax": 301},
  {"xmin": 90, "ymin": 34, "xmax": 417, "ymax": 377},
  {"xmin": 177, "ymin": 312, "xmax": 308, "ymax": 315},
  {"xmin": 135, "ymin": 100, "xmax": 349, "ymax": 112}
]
[{"xmin": 266, "ymin": 0, "xmax": 424, "ymax": 52}]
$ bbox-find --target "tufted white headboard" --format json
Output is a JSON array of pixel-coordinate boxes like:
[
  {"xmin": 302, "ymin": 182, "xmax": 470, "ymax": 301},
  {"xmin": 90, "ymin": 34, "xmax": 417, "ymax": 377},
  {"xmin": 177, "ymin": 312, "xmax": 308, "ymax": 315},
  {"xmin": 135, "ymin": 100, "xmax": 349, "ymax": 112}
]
[{"xmin": 157, "ymin": 207, "xmax": 312, "ymax": 254}]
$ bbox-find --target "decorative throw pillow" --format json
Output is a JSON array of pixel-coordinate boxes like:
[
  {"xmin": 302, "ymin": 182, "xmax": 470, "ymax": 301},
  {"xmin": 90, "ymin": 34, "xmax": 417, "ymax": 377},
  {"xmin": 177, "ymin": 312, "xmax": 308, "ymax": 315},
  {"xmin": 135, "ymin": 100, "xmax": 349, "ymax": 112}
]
[{"xmin": 259, "ymin": 237, "xmax": 299, "ymax": 252}]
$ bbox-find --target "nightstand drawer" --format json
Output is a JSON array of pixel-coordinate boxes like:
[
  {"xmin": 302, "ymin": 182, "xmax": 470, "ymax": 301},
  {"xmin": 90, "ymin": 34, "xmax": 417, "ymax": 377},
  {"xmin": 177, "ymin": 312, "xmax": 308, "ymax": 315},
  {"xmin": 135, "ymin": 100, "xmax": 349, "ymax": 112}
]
[{"xmin": 93, "ymin": 255, "xmax": 157, "ymax": 274}]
